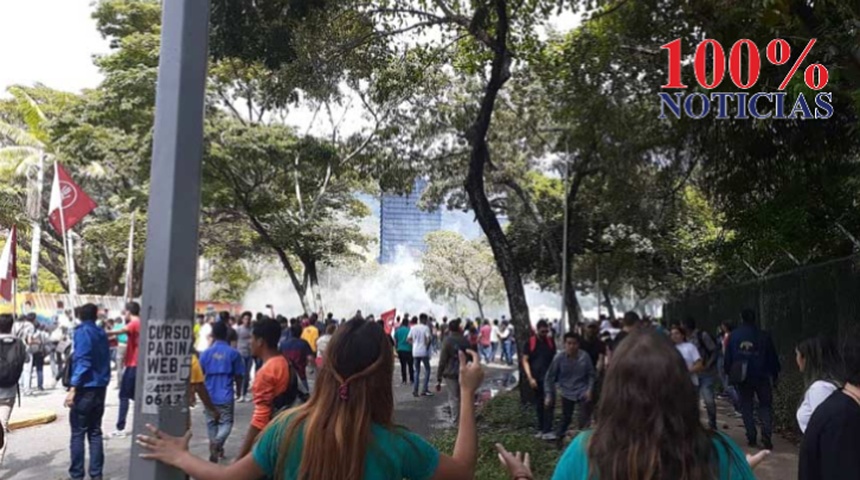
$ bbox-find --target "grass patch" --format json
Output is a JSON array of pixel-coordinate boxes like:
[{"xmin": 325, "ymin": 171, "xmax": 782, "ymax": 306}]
[{"xmin": 431, "ymin": 392, "xmax": 564, "ymax": 480}]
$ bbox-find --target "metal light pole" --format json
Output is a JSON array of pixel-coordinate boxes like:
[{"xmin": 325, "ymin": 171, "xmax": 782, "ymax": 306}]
[{"xmin": 128, "ymin": 1, "xmax": 211, "ymax": 479}]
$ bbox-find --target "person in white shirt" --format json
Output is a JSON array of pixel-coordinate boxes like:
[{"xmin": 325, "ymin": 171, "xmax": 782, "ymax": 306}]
[
  {"xmin": 196, "ymin": 316, "xmax": 214, "ymax": 353},
  {"xmin": 671, "ymin": 325, "xmax": 703, "ymax": 387},
  {"xmin": 490, "ymin": 320, "xmax": 501, "ymax": 363},
  {"xmin": 795, "ymin": 335, "xmax": 843, "ymax": 433},
  {"xmin": 407, "ymin": 314, "xmax": 433, "ymax": 397}
]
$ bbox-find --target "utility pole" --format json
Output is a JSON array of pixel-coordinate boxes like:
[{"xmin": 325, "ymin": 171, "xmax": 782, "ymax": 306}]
[{"xmin": 128, "ymin": 1, "xmax": 211, "ymax": 479}]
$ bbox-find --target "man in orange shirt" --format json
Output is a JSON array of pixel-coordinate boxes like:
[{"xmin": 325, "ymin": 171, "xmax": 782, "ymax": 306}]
[{"xmin": 237, "ymin": 318, "xmax": 291, "ymax": 459}]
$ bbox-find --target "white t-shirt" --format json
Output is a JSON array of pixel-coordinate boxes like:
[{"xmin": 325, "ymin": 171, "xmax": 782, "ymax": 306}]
[
  {"xmin": 491, "ymin": 325, "xmax": 501, "ymax": 343},
  {"xmin": 407, "ymin": 324, "xmax": 431, "ymax": 357},
  {"xmin": 196, "ymin": 323, "xmax": 212, "ymax": 352},
  {"xmin": 675, "ymin": 341, "xmax": 702, "ymax": 386},
  {"xmin": 797, "ymin": 380, "xmax": 839, "ymax": 433},
  {"xmin": 317, "ymin": 334, "xmax": 332, "ymax": 359}
]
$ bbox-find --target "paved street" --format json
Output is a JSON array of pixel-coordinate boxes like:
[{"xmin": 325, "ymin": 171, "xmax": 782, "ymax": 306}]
[{"xmin": 0, "ymin": 362, "xmax": 515, "ymax": 479}]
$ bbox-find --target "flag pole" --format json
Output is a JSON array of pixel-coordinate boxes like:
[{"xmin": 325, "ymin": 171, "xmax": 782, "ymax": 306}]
[
  {"xmin": 124, "ymin": 211, "xmax": 136, "ymax": 303},
  {"xmin": 54, "ymin": 162, "xmax": 74, "ymax": 305},
  {"xmin": 12, "ymin": 279, "xmax": 17, "ymax": 321}
]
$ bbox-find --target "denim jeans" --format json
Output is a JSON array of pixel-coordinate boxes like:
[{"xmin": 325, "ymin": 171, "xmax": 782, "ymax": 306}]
[
  {"xmin": 117, "ymin": 367, "xmax": 136, "ymax": 431},
  {"xmin": 69, "ymin": 387, "xmax": 106, "ymax": 480},
  {"xmin": 413, "ymin": 356, "xmax": 431, "ymax": 394},
  {"xmin": 738, "ymin": 377, "xmax": 773, "ymax": 444},
  {"xmin": 699, "ymin": 374, "xmax": 717, "ymax": 429},
  {"xmin": 446, "ymin": 377, "xmax": 461, "ymax": 421},
  {"xmin": 534, "ymin": 380, "xmax": 551, "ymax": 433},
  {"xmin": 31, "ymin": 353, "xmax": 45, "ymax": 390},
  {"xmin": 240, "ymin": 355, "xmax": 254, "ymax": 397},
  {"xmin": 479, "ymin": 344, "xmax": 492, "ymax": 363},
  {"xmin": 397, "ymin": 351, "xmax": 414, "ymax": 383},
  {"xmin": 501, "ymin": 340, "xmax": 514, "ymax": 365},
  {"xmin": 490, "ymin": 342, "xmax": 499, "ymax": 362},
  {"xmin": 205, "ymin": 403, "xmax": 235, "ymax": 451}
]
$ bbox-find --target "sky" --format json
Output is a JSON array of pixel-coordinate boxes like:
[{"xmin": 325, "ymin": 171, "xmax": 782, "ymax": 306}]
[{"xmin": 0, "ymin": 0, "xmax": 110, "ymax": 95}]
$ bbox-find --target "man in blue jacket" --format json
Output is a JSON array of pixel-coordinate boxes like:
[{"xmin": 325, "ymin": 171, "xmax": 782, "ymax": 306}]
[
  {"xmin": 724, "ymin": 308, "xmax": 780, "ymax": 450},
  {"xmin": 64, "ymin": 303, "xmax": 111, "ymax": 480}
]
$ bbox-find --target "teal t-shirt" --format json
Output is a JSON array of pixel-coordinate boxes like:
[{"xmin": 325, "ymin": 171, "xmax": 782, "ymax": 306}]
[
  {"xmin": 395, "ymin": 326, "xmax": 412, "ymax": 352},
  {"xmin": 551, "ymin": 431, "xmax": 755, "ymax": 480},
  {"xmin": 113, "ymin": 323, "xmax": 127, "ymax": 344},
  {"xmin": 253, "ymin": 419, "xmax": 440, "ymax": 480}
]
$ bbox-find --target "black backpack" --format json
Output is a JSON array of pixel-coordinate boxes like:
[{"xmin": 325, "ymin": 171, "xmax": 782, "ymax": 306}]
[
  {"xmin": 62, "ymin": 344, "xmax": 74, "ymax": 389},
  {"xmin": 0, "ymin": 336, "xmax": 27, "ymax": 389},
  {"xmin": 269, "ymin": 360, "xmax": 308, "ymax": 420}
]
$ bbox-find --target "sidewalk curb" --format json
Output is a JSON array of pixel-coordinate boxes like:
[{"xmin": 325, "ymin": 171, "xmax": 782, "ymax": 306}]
[{"xmin": 9, "ymin": 410, "xmax": 57, "ymax": 430}]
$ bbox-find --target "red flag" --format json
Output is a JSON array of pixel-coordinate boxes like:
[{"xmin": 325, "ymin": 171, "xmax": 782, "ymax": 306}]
[
  {"xmin": 0, "ymin": 225, "xmax": 17, "ymax": 302},
  {"xmin": 381, "ymin": 308, "xmax": 396, "ymax": 335},
  {"xmin": 48, "ymin": 162, "xmax": 97, "ymax": 234}
]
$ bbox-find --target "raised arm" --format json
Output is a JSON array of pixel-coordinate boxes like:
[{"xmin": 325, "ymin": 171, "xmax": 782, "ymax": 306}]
[{"xmin": 431, "ymin": 350, "xmax": 483, "ymax": 480}]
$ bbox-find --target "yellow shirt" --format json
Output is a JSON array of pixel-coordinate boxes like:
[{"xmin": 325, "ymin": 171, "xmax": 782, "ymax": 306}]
[
  {"xmin": 301, "ymin": 326, "xmax": 319, "ymax": 353},
  {"xmin": 190, "ymin": 354, "xmax": 204, "ymax": 384}
]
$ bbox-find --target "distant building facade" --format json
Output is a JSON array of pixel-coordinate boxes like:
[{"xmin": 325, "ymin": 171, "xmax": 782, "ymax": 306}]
[{"xmin": 379, "ymin": 178, "xmax": 442, "ymax": 264}]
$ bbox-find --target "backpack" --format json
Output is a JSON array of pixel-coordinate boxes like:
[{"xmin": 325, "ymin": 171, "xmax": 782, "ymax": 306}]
[
  {"xmin": 696, "ymin": 331, "xmax": 717, "ymax": 365},
  {"xmin": 62, "ymin": 344, "xmax": 74, "ymax": 389},
  {"xmin": 728, "ymin": 331, "xmax": 761, "ymax": 385},
  {"xmin": 28, "ymin": 331, "xmax": 44, "ymax": 355},
  {"xmin": 0, "ymin": 336, "xmax": 27, "ymax": 389},
  {"xmin": 270, "ymin": 359, "xmax": 307, "ymax": 420},
  {"xmin": 528, "ymin": 335, "xmax": 555, "ymax": 352}
]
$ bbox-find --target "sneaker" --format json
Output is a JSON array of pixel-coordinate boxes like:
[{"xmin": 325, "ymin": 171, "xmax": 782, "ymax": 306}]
[
  {"xmin": 108, "ymin": 430, "xmax": 128, "ymax": 438},
  {"xmin": 542, "ymin": 432, "xmax": 558, "ymax": 441},
  {"xmin": 422, "ymin": 391, "xmax": 434, "ymax": 397},
  {"xmin": 747, "ymin": 439, "xmax": 758, "ymax": 448},
  {"xmin": 533, "ymin": 432, "xmax": 545, "ymax": 438},
  {"xmin": 208, "ymin": 443, "xmax": 219, "ymax": 463},
  {"xmin": 762, "ymin": 438, "xmax": 773, "ymax": 450},
  {"xmin": 412, "ymin": 392, "xmax": 419, "ymax": 398}
]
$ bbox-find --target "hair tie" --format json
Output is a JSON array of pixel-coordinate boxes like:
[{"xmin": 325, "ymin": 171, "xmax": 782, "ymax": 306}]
[{"xmin": 338, "ymin": 383, "xmax": 349, "ymax": 401}]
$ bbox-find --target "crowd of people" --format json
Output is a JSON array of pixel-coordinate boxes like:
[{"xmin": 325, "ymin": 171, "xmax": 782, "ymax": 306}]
[{"xmin": 0, "ymin": 303, "xmax": 858, "ymax": 479}]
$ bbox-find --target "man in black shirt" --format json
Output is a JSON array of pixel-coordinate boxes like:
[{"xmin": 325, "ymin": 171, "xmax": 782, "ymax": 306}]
[
  {"xmin": 799, "ymin": 339, "xmax": 860, "ymax": 480},
  {"xmin": 522, "ymin": 320, "xmax": 557, "ymax": 439},
  {"xmin": 580, "ymin": 323, "xmax": 607, "ymax": 371}
]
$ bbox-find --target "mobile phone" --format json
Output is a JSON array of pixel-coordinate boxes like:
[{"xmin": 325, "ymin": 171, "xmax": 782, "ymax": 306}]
[{"xmin": 458, "ymin": 345, "xmax": 473, "ymax": 363}]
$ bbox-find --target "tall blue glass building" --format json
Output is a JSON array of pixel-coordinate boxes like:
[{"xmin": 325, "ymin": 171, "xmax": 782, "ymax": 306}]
[{"xmin": 379, "ymin": 178, "xmax": 442, "ymax": 264}]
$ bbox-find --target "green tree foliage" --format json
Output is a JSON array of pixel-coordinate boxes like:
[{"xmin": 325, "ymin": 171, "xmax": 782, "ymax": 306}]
[{"xmin": 419, "ymin": 231, "xmax": 504, "ymax": 319}]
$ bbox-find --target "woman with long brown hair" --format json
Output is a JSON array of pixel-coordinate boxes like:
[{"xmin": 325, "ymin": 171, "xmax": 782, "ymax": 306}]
[
  {"xmin": 498, "ymin": 329, "xmax": 769, "ymax": 480},
  {"xmin": 136, "ymin": 317, "xmax": 484, "ymax": 480}
]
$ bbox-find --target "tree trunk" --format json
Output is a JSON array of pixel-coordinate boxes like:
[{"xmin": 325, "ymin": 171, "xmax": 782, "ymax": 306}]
[
  {"xmin": 603, "ymin": 289, "xmax": 616, "ymax": 321},
  {"xmin": 304, "ymin": 257, "xmax": 324, "ymax": 315},
  {"xmin": 475, "ymin": 297, "xmax": 485, "ymax": 321},
  {"xmin": 463, "ymin": 0, "xmax": 531, "ymax": 353},
  {"xmin": 245, "ymin": 213, "xmax": 311, "ymax": 314}
]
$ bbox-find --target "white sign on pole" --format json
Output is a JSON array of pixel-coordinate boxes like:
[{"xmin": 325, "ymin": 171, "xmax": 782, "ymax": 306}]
[{"xmin": 141, "ymin": 318, "xmax": 194, "ymax": 414}]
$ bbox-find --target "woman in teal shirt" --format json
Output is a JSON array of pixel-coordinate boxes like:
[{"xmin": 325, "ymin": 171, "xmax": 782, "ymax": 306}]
[
  {"xmin": 135, "ymin": 317, "xmax": 485, "ymax": 480},
  {"xmin": 498, "ymin": 329, "xmax": 770, "ymax": 480}
]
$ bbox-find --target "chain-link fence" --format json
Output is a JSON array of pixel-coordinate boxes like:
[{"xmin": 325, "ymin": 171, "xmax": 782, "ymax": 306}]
[{"xmin": 664, "ymin": 254, "xmax": 860, "ymax": 436}]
